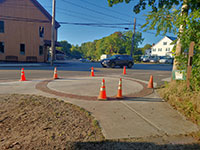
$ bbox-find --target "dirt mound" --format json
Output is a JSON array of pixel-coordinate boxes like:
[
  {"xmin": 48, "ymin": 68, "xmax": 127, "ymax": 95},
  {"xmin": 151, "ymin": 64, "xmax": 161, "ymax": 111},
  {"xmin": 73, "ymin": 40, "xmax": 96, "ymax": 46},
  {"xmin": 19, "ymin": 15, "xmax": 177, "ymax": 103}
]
[{"xmin": 0, "ymin": 94, "xmax": 104, "ymax": 149}]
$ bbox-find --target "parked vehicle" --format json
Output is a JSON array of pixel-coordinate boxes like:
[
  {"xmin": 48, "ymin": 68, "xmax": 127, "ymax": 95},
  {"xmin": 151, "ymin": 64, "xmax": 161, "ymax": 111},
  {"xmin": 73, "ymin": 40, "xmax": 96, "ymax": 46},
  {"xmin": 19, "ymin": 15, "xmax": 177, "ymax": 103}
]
[
  {"xmin": 159, "ymin": 56, "xmax": 174, "ymax": 64},
  {"xmin": 101, "ymin": 55, "xmax": 134, "ymax": 68},
  {"xmin": 100, "ymin": 54, "xmax": 111, "ymax": 60},
  {"xmin": 149, "ymin": 56, "xmax": 159, "ymax": 63},
  {"xmin": 141, "ymin": 55, "xmax": 150, "ymax": 62}
]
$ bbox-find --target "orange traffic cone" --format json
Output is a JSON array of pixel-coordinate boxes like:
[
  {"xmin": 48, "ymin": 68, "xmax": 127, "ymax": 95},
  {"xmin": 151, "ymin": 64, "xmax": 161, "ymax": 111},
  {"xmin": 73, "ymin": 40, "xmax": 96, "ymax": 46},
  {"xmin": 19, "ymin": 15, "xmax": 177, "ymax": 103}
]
[
  {"xmin": 148, "ymin": 75, "xmax": 153, "ymax": 88},
  {"xmin": 123, "ymin": 66, "xmax": 126, "ymax": 75},
  {"xmin": 98, "ymin": 79, "xmax": 107, "ymax": 100},
  {"xmin": 116, "ymin": 78, "xmax": 123, "ymax": 99},
  {"xmin": 53, "ymin": 67, "xmax": 59, "ymax": 79},
  {"xmin": 91, "ymin": 67, "xmax": 95, "ymax": 77},
  {"xmin": 20, "ymin": 68, "xmax": 26, "ymax": 81}
]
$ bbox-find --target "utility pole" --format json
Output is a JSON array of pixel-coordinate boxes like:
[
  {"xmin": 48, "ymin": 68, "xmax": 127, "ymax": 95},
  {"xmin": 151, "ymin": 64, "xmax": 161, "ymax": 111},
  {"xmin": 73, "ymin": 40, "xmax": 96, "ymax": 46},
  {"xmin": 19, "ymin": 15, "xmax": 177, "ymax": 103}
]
[
  {"xmin": 186, "ymin": 41, "xmax": 195, "ymax": 89},
  {"xmin": 131, "ymin": 18, "xmax": 136, "ymax": 57},
  {"xmin": 51, "ymin": 0, "xmax": 56, "ymax": 66}
]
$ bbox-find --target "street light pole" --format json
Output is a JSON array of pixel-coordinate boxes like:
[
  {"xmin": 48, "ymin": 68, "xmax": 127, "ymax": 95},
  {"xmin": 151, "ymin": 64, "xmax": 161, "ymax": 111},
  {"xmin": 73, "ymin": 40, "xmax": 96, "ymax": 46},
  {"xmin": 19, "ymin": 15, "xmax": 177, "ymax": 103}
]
[
  {"xmin": 51, "ymin": 0, "xmax": 56, "ymax": 66},
  {"xmin": 131, "ymin": 18, "xmax": 136, "ymax": 57}
]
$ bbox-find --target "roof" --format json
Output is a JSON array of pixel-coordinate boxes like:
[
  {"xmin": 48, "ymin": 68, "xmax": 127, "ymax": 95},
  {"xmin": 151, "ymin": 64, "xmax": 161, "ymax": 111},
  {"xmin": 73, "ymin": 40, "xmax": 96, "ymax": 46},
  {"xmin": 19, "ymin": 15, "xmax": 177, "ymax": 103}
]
[
  {"xmin": 31, "ymin": 0, "xmax": 60, "ymax": 29},
  {"xmin": 166, "ymin": 36, "xmax": 176, "ymax": 41},
  {"xmin": 0, "ymin": 0, "xmax": 60, "ymax": 28}
]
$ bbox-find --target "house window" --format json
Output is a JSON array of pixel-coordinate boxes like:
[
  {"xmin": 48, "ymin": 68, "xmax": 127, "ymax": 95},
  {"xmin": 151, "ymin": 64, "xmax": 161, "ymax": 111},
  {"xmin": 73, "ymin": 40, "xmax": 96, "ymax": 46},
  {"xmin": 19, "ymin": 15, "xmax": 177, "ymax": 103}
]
[
  {"xmin": 20, "ymin": 44, "xmax": 25, "ymax": 55},
  {"xmin": 39, "ymin": 26, "xmax": 44, "ymax": 38},
  {"xmin": 0, "ymin": 21, "xmax": 4, "ymax": 33},
  {"xmin": 39, "ymin": 45, "xmax": 43, "ymax": 55},
  {"xmin": 152, "ymin": 48, "xmax": 156, "ymax": 51},
  {"xmin": 163, "ymin": 42, "xmax": 167, "ymax": 45},
  {"xmin": 166, "ymin": 48, "xmax": 170, "ymax": 51},
  {"xmin": 0, "ymin": 42, "xmax": 4, "ymax": 53},
  {"xmin": 158, "ymin": 48, "xmax": 162, "ymax": 51}
]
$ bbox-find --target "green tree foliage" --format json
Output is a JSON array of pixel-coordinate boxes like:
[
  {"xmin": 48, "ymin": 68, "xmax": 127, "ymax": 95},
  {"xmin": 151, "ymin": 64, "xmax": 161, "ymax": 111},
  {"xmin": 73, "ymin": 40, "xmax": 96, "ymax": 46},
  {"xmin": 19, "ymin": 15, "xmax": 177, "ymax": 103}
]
[
  {"xmin": 141, "ymin": 44, "xmax": 152, "ymax": 54},
  {"xmin": 58, "ymin": 31, "xmax": 143, "ymax": 61},
  {"xmin": 72, "ymin": 31, "xmax": 143, "ymax": 61},
  {"xmin": 70, "ymin": 45, "xmax": 83, "ymax": 59},
  {"xmin": 108, "ymin": 0, "xmax": 200, "ymax": 91},
  {"xmin": 57, "ymin": 40, "xmax": 72, "ymax": 56}
]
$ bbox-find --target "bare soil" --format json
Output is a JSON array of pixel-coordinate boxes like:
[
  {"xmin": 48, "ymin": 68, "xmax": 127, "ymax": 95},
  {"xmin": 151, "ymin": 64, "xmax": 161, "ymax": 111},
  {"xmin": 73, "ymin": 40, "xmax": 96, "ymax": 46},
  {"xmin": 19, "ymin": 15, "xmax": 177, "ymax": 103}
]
[
  {"xmin": 0, "ymin": 94, "xmax": 103, "ymax": 150},
  {"xmin": 0, "ymin": 94, "xmax": 200, "ymax": 150}
]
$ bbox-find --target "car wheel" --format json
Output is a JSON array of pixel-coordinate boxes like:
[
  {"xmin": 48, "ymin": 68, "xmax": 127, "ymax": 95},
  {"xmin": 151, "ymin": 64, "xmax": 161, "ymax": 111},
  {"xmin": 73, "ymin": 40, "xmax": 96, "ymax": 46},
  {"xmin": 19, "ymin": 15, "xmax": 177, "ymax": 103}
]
[
  {"xmin": 127, "ymin": 62, "xmax": 133, "ymax": 68},
  {"xmin": 102, "ymin": 65, "xmax": 107, "ymax": 68},
  {"xmin": 110, "ymin": 62, "xmax": 115, "ymax": 68}
]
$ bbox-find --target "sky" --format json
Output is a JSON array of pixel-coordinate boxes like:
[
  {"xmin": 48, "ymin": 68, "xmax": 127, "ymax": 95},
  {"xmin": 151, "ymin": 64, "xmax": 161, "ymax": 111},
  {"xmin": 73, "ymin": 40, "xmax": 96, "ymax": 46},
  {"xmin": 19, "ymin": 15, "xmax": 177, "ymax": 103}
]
[{"xmin": 37, "ymin": 0, "xmax": 176, "ymax": 47}]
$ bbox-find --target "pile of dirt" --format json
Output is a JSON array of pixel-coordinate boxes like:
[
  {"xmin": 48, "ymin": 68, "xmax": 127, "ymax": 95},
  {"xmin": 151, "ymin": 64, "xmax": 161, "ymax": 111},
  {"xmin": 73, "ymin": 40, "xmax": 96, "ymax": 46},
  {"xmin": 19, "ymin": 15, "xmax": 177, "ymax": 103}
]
[
  {"xmin": 1, "ymin": 94, "xmax": 200, "ymax": 150},
  {"xmin": 0, "ymin": 94, "xmax": 104, "ymax": 149}
]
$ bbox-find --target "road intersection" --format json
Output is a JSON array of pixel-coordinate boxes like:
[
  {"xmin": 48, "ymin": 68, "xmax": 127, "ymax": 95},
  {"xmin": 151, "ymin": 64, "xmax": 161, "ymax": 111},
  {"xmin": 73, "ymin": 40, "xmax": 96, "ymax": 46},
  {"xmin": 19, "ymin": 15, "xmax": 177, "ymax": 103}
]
[{"xmin": 0, "ymin": 61, "xmax": 199, "ymax": 143}]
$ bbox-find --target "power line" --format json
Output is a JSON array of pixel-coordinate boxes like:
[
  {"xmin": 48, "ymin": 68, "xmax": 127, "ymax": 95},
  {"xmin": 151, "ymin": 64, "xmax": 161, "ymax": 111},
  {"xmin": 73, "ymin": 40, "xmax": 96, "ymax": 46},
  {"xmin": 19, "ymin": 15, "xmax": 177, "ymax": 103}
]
[
  {"xmin": 57, "ymin": 9, "xmax": 108, "ymax": 23},
  {"xmin": 0, "ymin": 15, "xmax": 130, "ymax": 29},
  {"xmin": 58, "ymin": 22, "xmax": 134, "ymax": 26},
  {"xmin": 56, "ymin": 10, "xmax": 104, "ymax": 23},
  {"xmin": 81, "ymin": 0, "xmax": 146, "ymax": 22},
  {"xmin": 61, "ymin": 0, "xmax": 130, "ymax": 23},
  {"xmin": 81, "ymin": 0, "xmax": 133, "ymax": 19}
]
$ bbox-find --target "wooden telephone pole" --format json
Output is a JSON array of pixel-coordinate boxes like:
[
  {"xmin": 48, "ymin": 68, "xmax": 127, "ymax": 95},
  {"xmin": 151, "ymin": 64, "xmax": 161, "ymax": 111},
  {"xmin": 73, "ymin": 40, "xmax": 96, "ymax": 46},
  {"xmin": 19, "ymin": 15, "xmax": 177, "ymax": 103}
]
[
  {"xmin": 51, "ymin": 0, "xmax": 56, "ymax": 66},
  {"xmin": 187, "ymin": 41, "xmax": 195, "ymax": 89},
  {"xmin": 131, "ymin": 18, "xmax": 136, "ymax": 57}
]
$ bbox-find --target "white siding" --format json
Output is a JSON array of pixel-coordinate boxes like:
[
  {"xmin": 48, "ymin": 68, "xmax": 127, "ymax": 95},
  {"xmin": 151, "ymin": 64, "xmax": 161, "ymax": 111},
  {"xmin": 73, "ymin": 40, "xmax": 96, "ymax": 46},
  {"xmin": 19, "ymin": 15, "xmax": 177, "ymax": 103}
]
[{"xmin": 151, "ymin": 36, "xmax": 175, "ymax": 57}]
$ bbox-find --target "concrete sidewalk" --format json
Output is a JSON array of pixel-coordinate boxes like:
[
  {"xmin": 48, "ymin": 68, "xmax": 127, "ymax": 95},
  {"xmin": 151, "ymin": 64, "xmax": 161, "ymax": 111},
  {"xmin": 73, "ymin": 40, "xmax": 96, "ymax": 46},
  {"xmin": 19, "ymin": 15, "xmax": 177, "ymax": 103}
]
[{"xmin": 0, "ymin": 76, "xmax": 199, "ymax": 143}]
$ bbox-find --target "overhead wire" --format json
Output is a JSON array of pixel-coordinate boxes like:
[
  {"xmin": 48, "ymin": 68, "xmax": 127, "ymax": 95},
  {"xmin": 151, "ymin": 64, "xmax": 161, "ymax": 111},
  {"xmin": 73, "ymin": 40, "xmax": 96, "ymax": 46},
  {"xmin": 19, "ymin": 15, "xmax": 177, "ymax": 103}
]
[
  {"xmin": 56, "ymin": 8, "xmax": 111, "ymax": 23},
  {"xmin": 80, "ymin": 0, "xmax": 133, "ymax": 18},
  {"xmin": 80, "ymin": 0, "xmax": 146, "ymax": 21},
  {"xmin": 61, "ymin": 0, "xmax": 131, "ymax": 23},
  {"xmin": 0, "ymin": 15, "xmax": 130, "ymax": 29}
]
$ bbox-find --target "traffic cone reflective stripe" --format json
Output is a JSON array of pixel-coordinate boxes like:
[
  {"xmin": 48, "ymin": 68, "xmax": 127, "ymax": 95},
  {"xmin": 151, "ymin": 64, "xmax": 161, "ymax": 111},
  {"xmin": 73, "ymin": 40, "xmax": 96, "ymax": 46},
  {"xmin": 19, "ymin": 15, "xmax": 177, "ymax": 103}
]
[
  {"xmin": 53, "ymin": 67, "xmax": 59, "ymax": 79},
  {"xmin": 91, "ymin": 67, "xmax": 95, "ymax": 77},
  {"xmin": 116, "ymin": 78, "xmax": 123, "ymax": 99},
  {"xmin": 123, "ymin": 66, "xmax": 126, "ymax": 75},
  {"xmin": 20, "ymin": 68, "xmax": 26, "ymax": 81},
  {"xmin": 98, "ymin": 79, "xmax": 107, "ymax": 100},
  {"xmin": 148, "ymin": 75, "xmax": 153, "ymax": 88}
]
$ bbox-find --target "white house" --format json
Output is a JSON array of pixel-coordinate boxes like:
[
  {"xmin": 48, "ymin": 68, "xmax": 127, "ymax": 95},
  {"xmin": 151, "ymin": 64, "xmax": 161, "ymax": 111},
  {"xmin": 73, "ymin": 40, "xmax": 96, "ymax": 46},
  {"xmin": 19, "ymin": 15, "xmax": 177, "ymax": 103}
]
[
  {"xmin": 151, "ymin": 36, "xmax": 176, "ymax": 57},
  {"xmin": 145, "ymin": 48, "xmax": 151, "ymax": 56}
]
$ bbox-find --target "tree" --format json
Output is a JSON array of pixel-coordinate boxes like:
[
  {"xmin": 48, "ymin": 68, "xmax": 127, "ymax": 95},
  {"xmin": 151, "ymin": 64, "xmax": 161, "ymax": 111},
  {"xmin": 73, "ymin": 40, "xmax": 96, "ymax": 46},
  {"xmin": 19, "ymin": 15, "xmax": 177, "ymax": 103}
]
[
  {"xmin": 123, "ymin": 31, "xmax": 143, "ymax": 55},
  {"xmin": 70, "ymin": 45, "xmax": 83, "ymax": 59},
  {"xmin": 108, "ymin": 0, "xmax": 200, "ymax": 90},
  {"xmin": 141, "ymin": 44, "xmax": 152, "ymax": 54},
  {"xmin": 57, "ymin": 41, "xmax": 72, "ymax": 57}
]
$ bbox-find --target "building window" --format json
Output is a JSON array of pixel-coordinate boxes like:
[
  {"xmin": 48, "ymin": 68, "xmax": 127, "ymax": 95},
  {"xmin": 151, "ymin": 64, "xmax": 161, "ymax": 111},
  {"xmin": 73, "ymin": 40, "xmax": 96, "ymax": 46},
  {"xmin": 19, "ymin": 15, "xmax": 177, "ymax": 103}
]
[
  {"xmin": 0, "ymin": 42, "xmax": 4, "ymax": 53},
  {"xmin": 152, "ymin": 48, "xmax": 156, "ymax": 51},
  {"xmin": 39, "ymin": 46, "xmax": 43, "ymax": 55},
  {"xmin": 163, "ymin": 42, "xmax": 167, "ymax": 45},
  {"xmin": 166, "ymin": 48, "xmax": 170, "ymax": 51},
  {"xmin": 39, "ymin": 26, "xmax": 44, "ymax": 38},
  {"xmin": 158, "ymin": 48, "xmax": 162, "ymax": 51},
  {"xmin": 0, "ymin": 21, "xmax": 4, "ymax": 33},
  {"xmin": 20, "ymin": 44, "xmax": 25, "ymax": 55}
]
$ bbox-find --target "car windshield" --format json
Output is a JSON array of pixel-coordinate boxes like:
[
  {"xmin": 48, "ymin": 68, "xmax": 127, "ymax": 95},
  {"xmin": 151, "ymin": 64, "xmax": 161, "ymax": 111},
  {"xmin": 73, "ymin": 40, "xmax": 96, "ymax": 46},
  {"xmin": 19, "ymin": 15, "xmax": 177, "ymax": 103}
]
[{"xmin": 109, "ymin": 55, "xmax": 118, "ymax": 59}]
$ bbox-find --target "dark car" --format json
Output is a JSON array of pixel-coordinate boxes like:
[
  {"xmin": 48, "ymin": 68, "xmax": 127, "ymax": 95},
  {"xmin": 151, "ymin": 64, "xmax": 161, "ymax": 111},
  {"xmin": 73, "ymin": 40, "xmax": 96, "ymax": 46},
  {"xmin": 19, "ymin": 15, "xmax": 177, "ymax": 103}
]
[{"xmin": 101, "ymin": 55, "xmax": 134, "ymax": 68}]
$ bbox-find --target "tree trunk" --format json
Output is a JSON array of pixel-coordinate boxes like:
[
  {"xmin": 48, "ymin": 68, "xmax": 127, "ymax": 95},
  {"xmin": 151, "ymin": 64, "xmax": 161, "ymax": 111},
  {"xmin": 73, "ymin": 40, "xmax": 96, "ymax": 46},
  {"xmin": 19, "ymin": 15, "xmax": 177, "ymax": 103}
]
[{"xmin": 172, "ymin": 0, "xmax": 189, "ymax": 76}]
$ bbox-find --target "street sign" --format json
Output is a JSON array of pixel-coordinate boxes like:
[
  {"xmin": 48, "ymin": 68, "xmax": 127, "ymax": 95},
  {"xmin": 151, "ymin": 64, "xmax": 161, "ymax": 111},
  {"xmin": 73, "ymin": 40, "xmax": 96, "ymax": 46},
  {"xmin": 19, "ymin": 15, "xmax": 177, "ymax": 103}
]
[{"xmin": 172, "ymin": 70, "xmax": 186, "ymax": 80}]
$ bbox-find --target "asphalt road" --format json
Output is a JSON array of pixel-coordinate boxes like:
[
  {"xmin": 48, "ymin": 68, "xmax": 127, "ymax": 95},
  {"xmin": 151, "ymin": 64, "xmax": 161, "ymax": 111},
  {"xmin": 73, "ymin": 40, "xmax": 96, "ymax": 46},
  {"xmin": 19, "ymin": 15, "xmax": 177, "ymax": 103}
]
[{"xmin": 0, "ymin": 61, "xmax": 172, "ymax": 86}]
